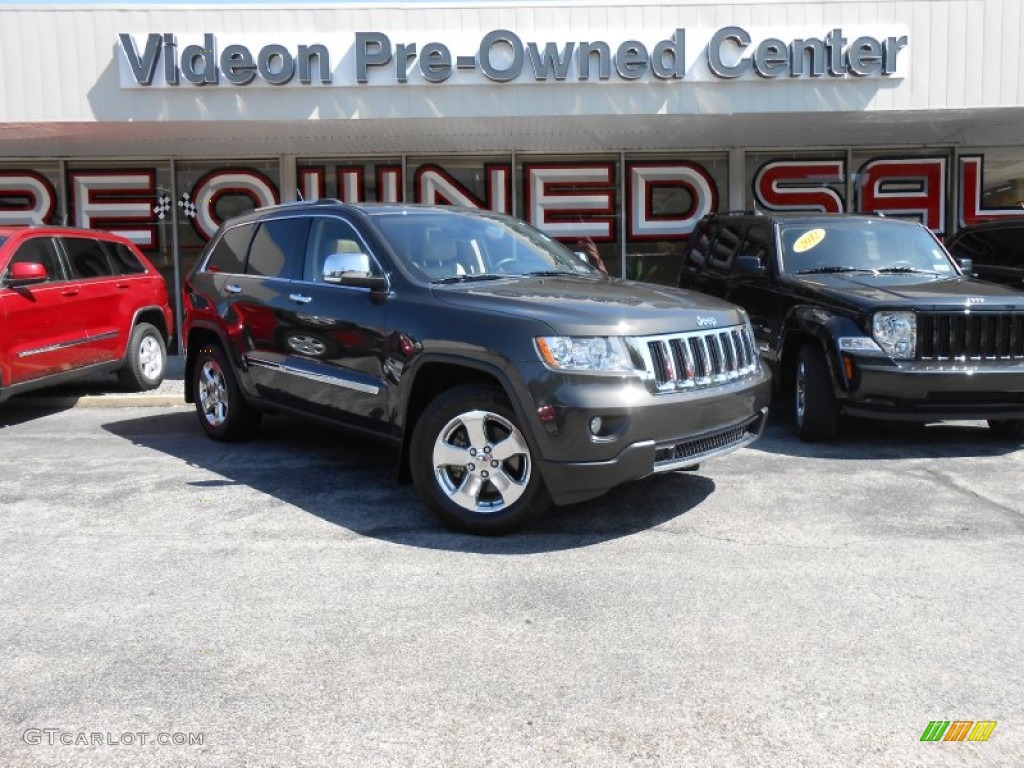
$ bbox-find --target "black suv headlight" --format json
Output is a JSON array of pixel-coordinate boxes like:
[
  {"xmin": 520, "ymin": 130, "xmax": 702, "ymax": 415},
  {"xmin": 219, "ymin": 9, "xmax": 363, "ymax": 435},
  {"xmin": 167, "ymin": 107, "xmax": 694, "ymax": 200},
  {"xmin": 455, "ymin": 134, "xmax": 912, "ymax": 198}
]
[
  {"xmin": 535, "ymin": 336, "xmax": 640, "ymax": 374},
  {"xmin": 871, "ymin": 311, "xmax": 917, "ymax": 360}
]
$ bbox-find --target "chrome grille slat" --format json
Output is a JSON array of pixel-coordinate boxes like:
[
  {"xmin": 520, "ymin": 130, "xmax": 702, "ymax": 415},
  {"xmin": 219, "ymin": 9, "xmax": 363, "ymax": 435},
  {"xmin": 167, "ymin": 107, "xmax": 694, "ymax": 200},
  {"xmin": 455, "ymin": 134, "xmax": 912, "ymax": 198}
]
[
  {"xmin": 918, "ymin": 311, "xmax": 1024, "ymax": 360},
  {"xmin": 641, "ymin": 325, "xmax": 760, "ymax": 392}
]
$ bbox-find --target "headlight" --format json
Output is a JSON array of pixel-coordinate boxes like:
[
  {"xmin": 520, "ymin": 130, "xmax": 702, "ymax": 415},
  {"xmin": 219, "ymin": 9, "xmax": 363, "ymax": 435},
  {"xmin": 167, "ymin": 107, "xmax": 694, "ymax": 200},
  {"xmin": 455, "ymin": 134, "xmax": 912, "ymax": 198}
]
[
  {"xmin": 872, "ymin": 311, "xmax": 917, "ymax": 359},
  {"xmin": 535, "ymin": 336, "xmax": 638, "ymax": 373}
]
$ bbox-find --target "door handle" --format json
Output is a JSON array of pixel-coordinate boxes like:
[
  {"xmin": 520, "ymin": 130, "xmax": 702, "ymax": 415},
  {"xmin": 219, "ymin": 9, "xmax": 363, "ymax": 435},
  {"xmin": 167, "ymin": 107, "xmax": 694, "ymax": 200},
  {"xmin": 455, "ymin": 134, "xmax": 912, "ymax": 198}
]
[
  {"xmin": 225, "ymin": 283, "xmax": 242, "ymax": 294},
  {"xmin": 117, "ymin": 282, "xmax": 130, "ymax": 289},
  {"xmin": 62, "ymin": 288, "xmax": 80, "ymax": 296},
  {"xmin": 289, "ymin": 294, "xmax": 313, "ymax": 304}
]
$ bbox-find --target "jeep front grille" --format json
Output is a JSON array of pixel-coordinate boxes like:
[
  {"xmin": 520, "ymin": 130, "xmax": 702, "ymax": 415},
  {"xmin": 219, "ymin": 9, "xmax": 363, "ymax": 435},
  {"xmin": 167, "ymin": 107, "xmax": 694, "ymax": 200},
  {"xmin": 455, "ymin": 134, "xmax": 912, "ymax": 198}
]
[
  {"xmin": 917, "ymin": 312, "xmax": 1024, "ymax": 361},
  {"xmin": 640, "ymin": 325, "xmax": 759, "ymax": 392}
]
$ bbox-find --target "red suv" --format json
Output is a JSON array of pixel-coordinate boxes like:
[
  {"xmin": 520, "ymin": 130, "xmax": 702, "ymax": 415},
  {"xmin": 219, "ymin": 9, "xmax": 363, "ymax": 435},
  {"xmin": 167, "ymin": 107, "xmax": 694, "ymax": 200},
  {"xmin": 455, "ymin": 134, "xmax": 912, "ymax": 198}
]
[{"xmin": 0, "ymin": 226, "xmax": 173, "ymax": 403}]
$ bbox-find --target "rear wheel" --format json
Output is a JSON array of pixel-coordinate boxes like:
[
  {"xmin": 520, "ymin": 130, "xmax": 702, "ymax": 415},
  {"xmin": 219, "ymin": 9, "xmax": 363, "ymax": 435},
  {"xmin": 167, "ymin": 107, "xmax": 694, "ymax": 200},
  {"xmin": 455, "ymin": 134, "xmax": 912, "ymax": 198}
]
[
  {"xmin": 410, "ymin": 386, "xmax": 549, "ymax": 535},
  {"xmin": 118, "ymin": 322, "xmax": 166, "ymax": 391},
  {"xmin": 793, "ymin": 343, "xmax": 841, "ymax": 442},
  {"xmin": 987, "ymin": 419, "xmax": 1024, "ymax": 439},
  {"xmin": 192, "ymin": 345, "xmax": 261, "ymax": 441}
]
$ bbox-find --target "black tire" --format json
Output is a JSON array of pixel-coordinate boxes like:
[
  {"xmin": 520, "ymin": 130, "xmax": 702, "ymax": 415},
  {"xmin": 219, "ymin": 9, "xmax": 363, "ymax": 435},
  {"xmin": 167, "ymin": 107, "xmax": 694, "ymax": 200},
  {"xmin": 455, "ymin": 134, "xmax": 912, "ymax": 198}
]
[
  {"xmin": 409, "ymin": 385, "xmax": 550, "ymax": 535},
  {"xmin": 117, "ymin": 322, "xmax": 166, "ymax": 391},
  {"xmin": 192, "ymin": 344, "xmax": 261, "ymax": 442},
  {"xmin": 987, "ymin": 419, "xmax": 1024, "ymax": 439},
  {"xmin": 793, "ymin": 343, "xmax": 841, "ymax": 442}
]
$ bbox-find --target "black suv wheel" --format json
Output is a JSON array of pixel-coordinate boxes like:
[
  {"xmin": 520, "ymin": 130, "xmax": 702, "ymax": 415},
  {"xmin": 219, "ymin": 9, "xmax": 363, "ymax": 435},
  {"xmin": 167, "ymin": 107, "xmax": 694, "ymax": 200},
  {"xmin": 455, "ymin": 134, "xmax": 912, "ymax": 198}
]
[
  {"xmin": 192, "ymin": 345, "xmax": 262, "ymax": 442},
  {"xmin": 794, "ymin": 343, "xmax": 840, "ymax": 442},
  {"xmin": 410, "ymin": 386, "xmax": 549, "ymax": 535}
]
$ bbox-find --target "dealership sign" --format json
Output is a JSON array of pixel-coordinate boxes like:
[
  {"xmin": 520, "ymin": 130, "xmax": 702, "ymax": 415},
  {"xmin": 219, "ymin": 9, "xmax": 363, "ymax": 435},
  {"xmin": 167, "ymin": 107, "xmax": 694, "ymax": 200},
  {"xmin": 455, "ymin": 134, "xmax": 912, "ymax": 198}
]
[
  {"xmin": 3, "ymin": 155, "xmax": 1020, "ymax": 249},
  {"xmin": 118, "ymin": 27, "xmax": 907, "ymax": 88}
]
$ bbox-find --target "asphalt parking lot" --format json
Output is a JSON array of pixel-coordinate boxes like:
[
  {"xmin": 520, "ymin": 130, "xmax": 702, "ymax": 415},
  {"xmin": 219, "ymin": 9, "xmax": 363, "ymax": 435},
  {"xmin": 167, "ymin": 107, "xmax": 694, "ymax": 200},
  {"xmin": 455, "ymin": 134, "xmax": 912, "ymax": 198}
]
[{"xmin": 1, "ymin": 391, "xmax": 1022, "ymax": 767}]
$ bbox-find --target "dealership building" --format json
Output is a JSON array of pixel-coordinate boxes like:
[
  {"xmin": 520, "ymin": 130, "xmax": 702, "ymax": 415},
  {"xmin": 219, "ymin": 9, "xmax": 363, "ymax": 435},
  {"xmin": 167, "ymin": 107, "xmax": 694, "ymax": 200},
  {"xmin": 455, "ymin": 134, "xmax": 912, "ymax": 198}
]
[{"xmin": 1, "ymin": 0, "xmax": 1023, "ymax": 338}]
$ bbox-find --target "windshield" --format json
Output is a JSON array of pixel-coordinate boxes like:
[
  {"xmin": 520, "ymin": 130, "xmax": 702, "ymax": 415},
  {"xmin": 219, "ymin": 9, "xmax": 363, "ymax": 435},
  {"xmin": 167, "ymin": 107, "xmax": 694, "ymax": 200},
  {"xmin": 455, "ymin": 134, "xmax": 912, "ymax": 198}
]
[
  {"xmin": 367, "ymin": 208, "xmax": 601, "ymax": 283},
  {"xmin": 779, "ymin": 219, "xmax": 957, "ymax": 276}
]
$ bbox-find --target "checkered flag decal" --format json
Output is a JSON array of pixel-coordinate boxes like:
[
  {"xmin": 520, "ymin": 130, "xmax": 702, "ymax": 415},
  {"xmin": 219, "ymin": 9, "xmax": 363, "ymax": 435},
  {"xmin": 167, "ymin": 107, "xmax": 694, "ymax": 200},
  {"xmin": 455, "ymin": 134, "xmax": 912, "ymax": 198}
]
[
  {"xmin": 153, "ymin": 195, "xmax": 171, "ymax": 220},
  {"xmin": 178, "ymin": 193, "xmax": 197, "ymax": 219}
]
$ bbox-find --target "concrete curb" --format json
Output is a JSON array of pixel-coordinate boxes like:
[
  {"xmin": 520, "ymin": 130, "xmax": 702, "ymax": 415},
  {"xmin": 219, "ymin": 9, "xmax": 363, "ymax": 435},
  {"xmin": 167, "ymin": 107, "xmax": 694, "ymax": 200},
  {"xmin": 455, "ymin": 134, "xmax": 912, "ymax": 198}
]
[{"xmin": 4, "ymin": 357, "xmax": 188, "ymax": 410}]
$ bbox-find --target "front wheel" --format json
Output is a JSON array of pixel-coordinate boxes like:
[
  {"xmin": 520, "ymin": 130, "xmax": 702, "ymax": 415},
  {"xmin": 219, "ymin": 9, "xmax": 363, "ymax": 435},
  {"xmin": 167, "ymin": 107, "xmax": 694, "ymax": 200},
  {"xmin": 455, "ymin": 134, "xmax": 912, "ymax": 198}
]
[
  {"xmin": 118, "ymin": 322, "xmax": 166, "ymax": 391},
  {"xmin": 988, "ymin": 419, "xmax": 1024, "ymax": 439},
  {"xmin": 192, "ymin": 345, "xmax": 262, "ymax": 442},
  {"xmin": 409, "ymin": 386, "xmax": 549, "ymax": 535},
  {"xmin": 793, "ymin": 343, "xmax": 841, "ymax": 442}
]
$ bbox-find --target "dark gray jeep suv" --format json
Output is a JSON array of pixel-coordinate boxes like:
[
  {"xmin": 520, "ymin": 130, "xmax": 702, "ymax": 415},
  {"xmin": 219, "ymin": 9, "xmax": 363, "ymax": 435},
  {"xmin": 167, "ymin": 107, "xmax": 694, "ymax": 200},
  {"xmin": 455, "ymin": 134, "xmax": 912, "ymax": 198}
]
[{"xmin": 183, "ymin": 201, "xmax": 771, "ymax": 534}]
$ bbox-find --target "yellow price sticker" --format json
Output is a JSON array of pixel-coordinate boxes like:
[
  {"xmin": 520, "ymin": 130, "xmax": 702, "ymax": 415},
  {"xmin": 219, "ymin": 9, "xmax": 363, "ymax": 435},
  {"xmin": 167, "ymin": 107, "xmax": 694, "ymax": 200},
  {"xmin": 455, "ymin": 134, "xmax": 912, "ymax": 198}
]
[{"xmin": 793, "ymin": 228, "xmax": 826, "ymax": 253}]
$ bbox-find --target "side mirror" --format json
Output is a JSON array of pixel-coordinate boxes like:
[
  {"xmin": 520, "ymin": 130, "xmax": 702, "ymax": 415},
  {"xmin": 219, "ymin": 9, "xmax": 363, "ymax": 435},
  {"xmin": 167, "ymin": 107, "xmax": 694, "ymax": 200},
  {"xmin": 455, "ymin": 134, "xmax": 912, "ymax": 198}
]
[
  {"xmin": 6, "ymin": 261, "xmax": 48, "ymax": 286},
  {"xmin": 958, "ymin": 258, "xmax": 974, "ymax": 278},
  {"xmin": 734, "ymin": 254, "xmax": 766, "ymax": 277},
  {"xmin": 322, "ymin": 252, "xmax": 387, "ymax": 290}
]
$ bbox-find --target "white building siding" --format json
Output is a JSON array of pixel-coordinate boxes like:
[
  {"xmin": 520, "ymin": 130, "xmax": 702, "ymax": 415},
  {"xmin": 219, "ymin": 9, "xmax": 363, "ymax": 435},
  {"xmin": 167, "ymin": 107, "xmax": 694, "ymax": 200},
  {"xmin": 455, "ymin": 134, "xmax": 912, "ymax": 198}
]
[{"xmin": 0, "ymin": 0, "xmax": 1020, "ymax": 124}]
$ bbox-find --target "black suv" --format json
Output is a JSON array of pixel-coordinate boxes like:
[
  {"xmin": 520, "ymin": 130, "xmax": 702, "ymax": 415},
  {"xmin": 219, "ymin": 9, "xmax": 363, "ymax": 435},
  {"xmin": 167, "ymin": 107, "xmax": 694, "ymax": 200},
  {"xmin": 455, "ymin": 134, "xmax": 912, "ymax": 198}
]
[
  {"xmin": 945, "ymin": 219, "xmax": 1024, "ymax": 289},
  {"xmin": 678, "ymin": 212, "xmax": 1024, "ymax": 441},
  {"xmin": 182, "ymin": 202, "xmax": 771, "ymax": 534}
]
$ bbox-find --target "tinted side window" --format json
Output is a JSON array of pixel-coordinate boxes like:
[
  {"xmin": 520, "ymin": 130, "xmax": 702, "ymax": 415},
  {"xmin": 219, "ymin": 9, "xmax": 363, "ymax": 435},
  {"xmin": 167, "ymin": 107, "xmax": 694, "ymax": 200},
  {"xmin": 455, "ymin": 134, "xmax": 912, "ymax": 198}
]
[
  {"xmin": 739, "ymin": 224, "xmax": 773, "ymax": 272},
  {"xmin": 104, "ymin": 241, "xmax": 147, "ymax": 275},
  {"xmin": 64, "ymin": 237, "xmax": 115, "ymax": 279},
  {"xmin": 685, "ymin": 222, "xmax": 713, "ymax": 268},
  {"xmin": 304, "ymin": 217, "xmax": 379, "ymax": 283},
  {"xmin": 246, "ymin": 218, "xmax": 309, "ymax": 279},
  {"xmin": 206, "ymin": 224, "xmax": 255, "ymax": 274},
  {"xmin": 709, "ymin": 222, "xmax": 744, "ymax": 270},
  {"xmin": 6, "ymin": 237, "xmax": 65, "ymax": 283},
  {"xmin": 990, "ymin": 227, "xmax": 1024, "ymax": 268}
]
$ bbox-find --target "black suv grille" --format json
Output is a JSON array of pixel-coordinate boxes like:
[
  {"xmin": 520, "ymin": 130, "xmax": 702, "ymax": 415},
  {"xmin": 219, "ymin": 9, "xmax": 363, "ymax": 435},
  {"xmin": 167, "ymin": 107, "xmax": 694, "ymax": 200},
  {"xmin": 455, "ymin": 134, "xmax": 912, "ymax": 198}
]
[
  {"xmin": 642, "ymin": 326, "xmax": 759, "ymax": 391},
  {"xmin": 917, "ymin": 312, "xmax": 1024, "ymax": 360}
]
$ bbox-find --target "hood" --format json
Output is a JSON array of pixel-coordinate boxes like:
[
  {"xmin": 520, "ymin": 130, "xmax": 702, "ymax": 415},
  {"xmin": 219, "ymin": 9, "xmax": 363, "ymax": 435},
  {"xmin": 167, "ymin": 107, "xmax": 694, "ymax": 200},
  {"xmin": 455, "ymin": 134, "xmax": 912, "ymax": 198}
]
[
  {"xmin": 432, "ymin": 275, "xmax": 748, "ymax": 336},
  {"xmin": 792, "ymin": 273, "xmax": 1024, "ymax": 310}
]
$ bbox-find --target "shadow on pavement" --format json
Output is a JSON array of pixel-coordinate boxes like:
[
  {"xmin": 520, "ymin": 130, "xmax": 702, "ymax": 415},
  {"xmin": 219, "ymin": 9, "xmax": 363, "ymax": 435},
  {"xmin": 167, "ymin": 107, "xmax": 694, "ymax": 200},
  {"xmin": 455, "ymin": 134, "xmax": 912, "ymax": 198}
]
[
  {"xmin": 0, "ymin": 402, "xmax": 77, "ymax": 428},
  {"xmin": 752, "ymin": 408, "xmax": 1024, "ymax": 460},
  {"xmin": 101, "ymin": 410, "xmax": 713, "ymax": 554}
]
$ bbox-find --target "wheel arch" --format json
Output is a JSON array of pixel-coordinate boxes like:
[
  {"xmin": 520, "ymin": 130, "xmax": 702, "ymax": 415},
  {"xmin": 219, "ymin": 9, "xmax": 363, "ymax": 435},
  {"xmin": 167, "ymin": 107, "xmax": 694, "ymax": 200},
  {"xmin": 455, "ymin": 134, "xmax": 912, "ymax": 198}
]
[
  {"xmin": 129, "ymin": 306, "xmax": 171, "ymax": 346},
  {"xmin": 183, "ymin": 323, "xmax": 231, "ymax": 403},
  {"xmin": 396, "ymin": 356, "xmax": 532, "ymax": 485},
  {"xmin": 780, "ymin": 308, "xmax": 862, "ymax": 396}
]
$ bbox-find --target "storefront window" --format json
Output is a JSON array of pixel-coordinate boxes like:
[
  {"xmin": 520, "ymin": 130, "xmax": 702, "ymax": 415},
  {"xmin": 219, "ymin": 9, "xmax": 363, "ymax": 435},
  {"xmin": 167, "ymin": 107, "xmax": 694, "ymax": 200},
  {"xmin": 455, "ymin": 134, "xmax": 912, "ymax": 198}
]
[
  {"xmin": 745, "ymin": 151, "xmax": 847, "ymax": 214},
  {"xmin": 64, "ymin": 161, "xmax": 176, "ymax": 308},
  {"xmin": 0, "ymin": 162, "xmax": 62, "ymax": 226},
  {"xmin": 625, "ymin": 152, "xmax": 726, "ymax": 285},
  {"xmin": 407, "ymin": 155, "xmax": 512, "ymax": 213},
  {"xmin": 515, "ymin": 154, "xmax": 621, "ymax": 277},
  {"xmin": 850, "ymin": 149, "xmax": 952, "ymax": 234},
  {"xmin": 174, "ymin": 159, "xmax": 281, "ymax": 282},
  {"xmin": 296, "ymin": 158, "xmax": 404, "ymax": 203},
  {"xmin": 956, "ymin": 147, "xmax": 1024, "ymax": 229}
]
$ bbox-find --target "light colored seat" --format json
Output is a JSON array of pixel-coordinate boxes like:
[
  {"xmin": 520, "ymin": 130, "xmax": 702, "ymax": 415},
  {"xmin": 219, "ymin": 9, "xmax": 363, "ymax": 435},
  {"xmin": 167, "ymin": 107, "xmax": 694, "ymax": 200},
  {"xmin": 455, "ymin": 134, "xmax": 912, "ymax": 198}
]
[{"xmin": 418, "ymin": 236, "xmax": 465, "ymax": 279}]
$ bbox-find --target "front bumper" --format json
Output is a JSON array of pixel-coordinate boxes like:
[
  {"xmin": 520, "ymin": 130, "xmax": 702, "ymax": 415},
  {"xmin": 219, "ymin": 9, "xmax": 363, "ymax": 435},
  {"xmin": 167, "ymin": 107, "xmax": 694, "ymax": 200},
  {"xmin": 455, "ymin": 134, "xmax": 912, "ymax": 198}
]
[
  {"xmin": 843, "ymin": 357, "xmax": 1024, "ymax": 420},
  {"xmin": 522, "ymin": 363, "xmax": 772, "ymax": 506}
]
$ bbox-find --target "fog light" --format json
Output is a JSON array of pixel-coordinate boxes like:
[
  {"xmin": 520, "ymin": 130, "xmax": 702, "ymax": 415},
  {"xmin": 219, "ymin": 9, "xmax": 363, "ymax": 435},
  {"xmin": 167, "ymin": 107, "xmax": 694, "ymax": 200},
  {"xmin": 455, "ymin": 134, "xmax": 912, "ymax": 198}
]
[{"xmin": 589, "ymin": 416, "xmax": 603, "ymax": 435}]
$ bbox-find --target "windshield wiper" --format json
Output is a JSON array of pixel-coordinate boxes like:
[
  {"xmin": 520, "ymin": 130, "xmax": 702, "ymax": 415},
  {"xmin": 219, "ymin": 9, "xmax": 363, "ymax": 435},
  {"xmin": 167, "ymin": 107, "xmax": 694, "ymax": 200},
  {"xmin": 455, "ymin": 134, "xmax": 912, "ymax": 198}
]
[
  {"xmin": 875, "ymin": 266, "xmax": 943, "ymax": 275},
  {"xmin": 793, "ymin": 266, "xmax": 878, "ymax": 275},
  {"xmin": 431, "ymin": 274, "xmax": 507, "ymax": 284},
  {"xmin": 518, "ymin": 270, "xmax": 575, "ymax": 277}
]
